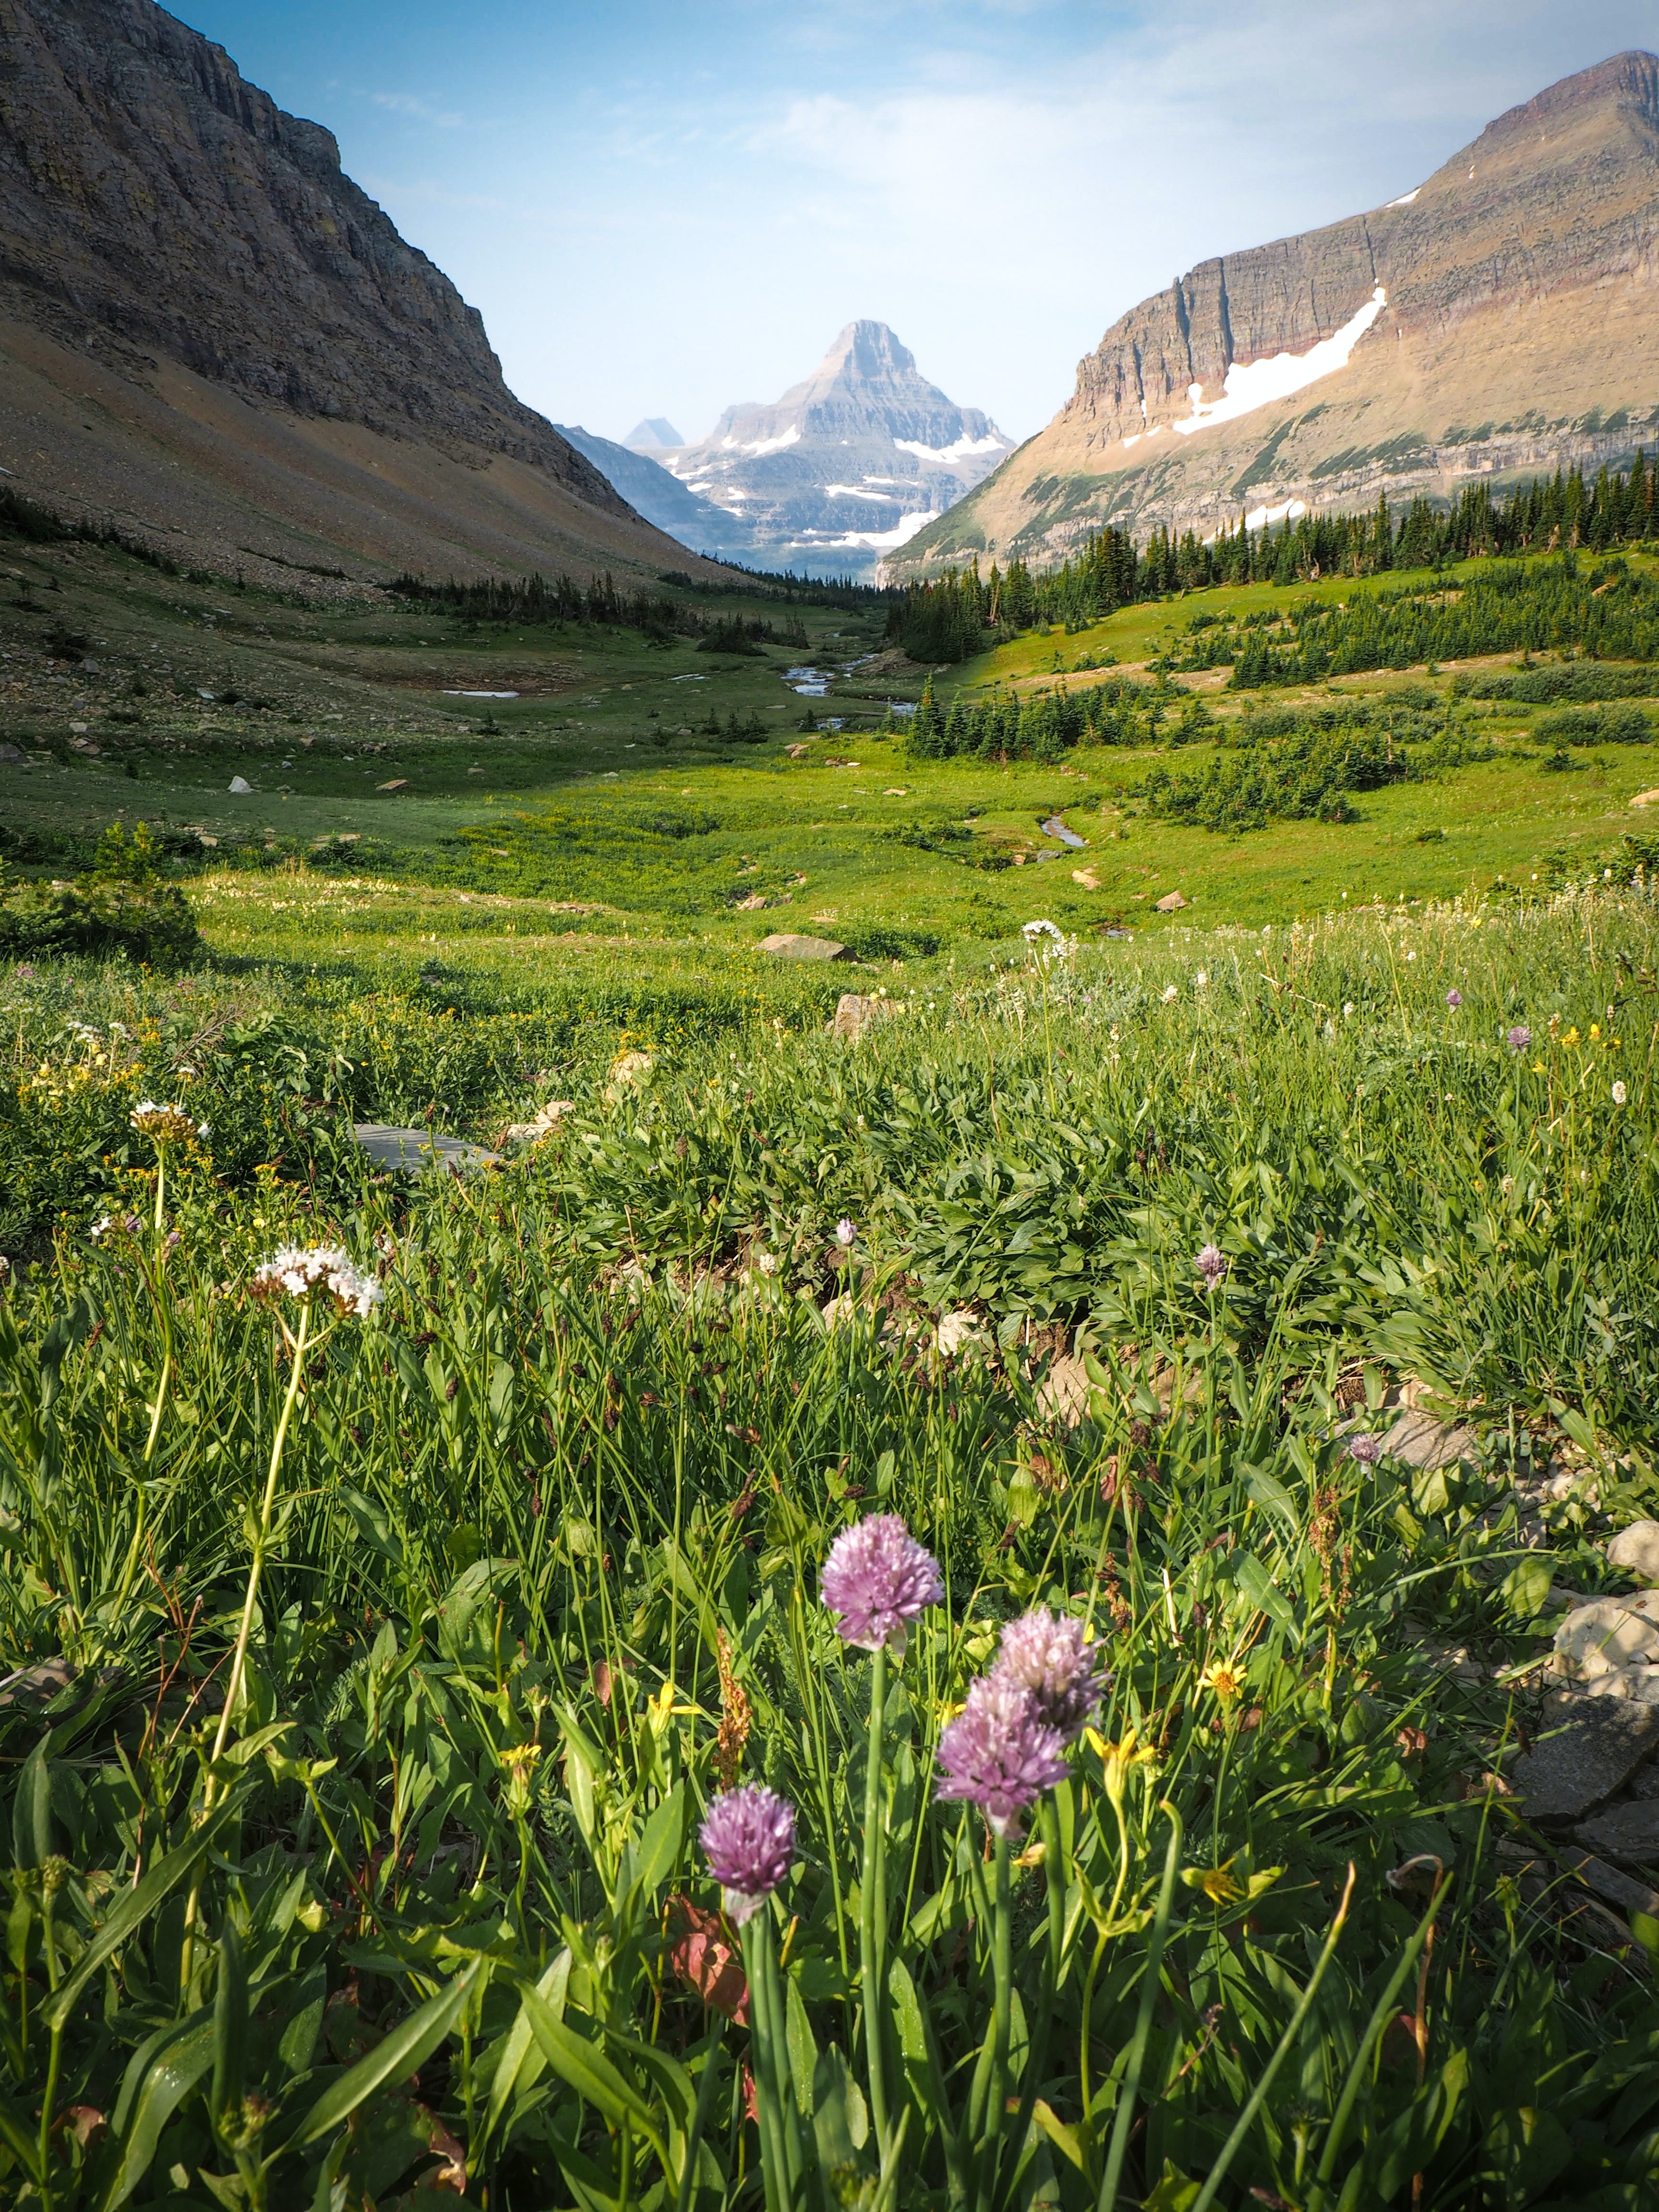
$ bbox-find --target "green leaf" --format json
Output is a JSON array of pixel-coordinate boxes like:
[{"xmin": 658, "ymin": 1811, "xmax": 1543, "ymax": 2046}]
[
  {"xmin": 12, "ymin": 1732, "xmax": 52, "ymax": 1869},
  {"xmin": 483, "ymin": 1951, "xmax": 571, "ymax": 2148},
  {"xmin": 105, "ymin": 2018, "xmax": 216, "ymax": 2210},
  {"xmin": 520, "ymin": 1986, "xmax": 655, "ymax": 2138},
  {"xmin": 785, "ymin": 1978, "xmax": 818, "ymax": 2121},
  {"xmin": 1481, "ymin": 2105, "xmax": 1573, "ymax": 2205},
  {"xmin": 45, "ymin": 1791, "xmax": 248, "ymax": 2032},
  {"xmin": 210, "ymin": 1919, "xmax": 247, "ymax": 2128},
  {"xmin": 1500, "ymin": 1555, "xmax": 1553, "ymax": 1623},
  {"xmin": 293, "ymin": 1955, "xmax": 486, "ymax": 2148},
  {"xmin": 1368, "ymin": 2048, "xmax": 1470, "ymax": 2203},
  {"xmin": 1243, "ymin": 1466, "xmax": 1299, "ymax": 1547},
  {"xmin": 619, "ymin": 1783, "xmax": 685, "ymax": 1916},
  {"xmin": 1228, "ymin": 1549, "xmax": 1296, "ymax": 1632}
]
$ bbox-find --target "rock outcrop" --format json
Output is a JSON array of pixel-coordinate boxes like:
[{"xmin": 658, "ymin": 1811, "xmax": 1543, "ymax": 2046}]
[
  {"xmin": 889, "ymin": 52, "xmax": 1659, "ymax": 573},
  {"xmin": 0, "ymin": 0, "xmax": 705, "ymax": 582}
]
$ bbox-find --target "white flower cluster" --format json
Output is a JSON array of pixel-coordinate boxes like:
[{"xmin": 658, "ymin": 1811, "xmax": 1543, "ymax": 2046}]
[
  {"xmin": 250, "ymin": 1244, "xmax": 383, "ymax": 1320},
  {"xmin": 131, "ymin": 1100, "xmax": 210, "ymax": 1142}
]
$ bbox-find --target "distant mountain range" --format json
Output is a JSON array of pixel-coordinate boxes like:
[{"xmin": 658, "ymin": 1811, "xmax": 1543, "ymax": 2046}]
[
  {"xmin": 575, "ymin": 325, "xmax": 1011, "ymax": 578},
  {"xmin": 890, "ymin": 51, "xmax": 1659, "ymax": 578},
  {"xmin": 0, "ymin": 0, "xmax": 696, "ymax": 585}
]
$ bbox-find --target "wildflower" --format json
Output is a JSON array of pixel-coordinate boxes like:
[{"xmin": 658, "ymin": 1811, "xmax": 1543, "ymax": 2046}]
[
  {"xmin": 1194, "ymin": 969, "xmax": 1208, "ymax": 989},
  {"xmin": 1445, "ymin": 989, "xmax": 1462, "ymax": 1009},
  {"xmin": 1347, "ymin": 1432, "xmax": 1382, "ymax": 1465},
  {"xmin": 1161, "ymin": 985, "xmax": 1178, "ymax": 1004},
  {"xmin": 820, "ymin": 1513, "xmax": 943, "ymax": 1654},
  {"xmin": 1507, "ymin": 1025, "xmax": 1531, "ymax": 1053},
  {"xmin": 1194, "ymin": 1243, "xmax": 1227, "ymax": 1289},
  {"xmin": 1091, "ymin": 1724, "xmax": 1157, "ymax": 1812},
  {"xmin": 1613, "ymin": 1081, "xmax": 1628, "ymax": 1106},
  {"xmin": 1343, "ymin": 1001, "xmax": 1355, "ymax": 1019},
  {"xmin": 1198, "ymin": 1659, "xmax": 1245, "ymax": 1701},
  {"xmin": 834, "ymin": 1217, "xmax": 856, "ymax": 1247},
  {"xmin": 250, "ymin": 1244, "xmax": 383, "ymax": 1320},
  {"xmin": 1501, "ymin": 1174, "xmax": 1515, "ymax": 1196},
  {"xmin": 699, "ymin": 1784, "xmax": 796, "ymax": 1925},
  {"xmin": 935, "ymin": 1675, "xmax": 1069, "ymax": 1837},
  {"xmin": 13, "ymin": 964, "xmax": 34, "ymax": 979},
  {"xmin": 1022, "ymin": 920, "xmax": 1066, "ymax": 958},
  {"xmin": 1184, "ymin": 1858, "xmax": 1245, "ymax": 1906},
  {"xmin": 993, "ymin": 1608, "xmax": 1110, "ymax": 1741},
  {"xmin": 755, "ymin": 1252, "xmax": 779, "ymax": 1277},
  {"xmin": 130, "ymin": 1100, "xmax": 208, "ymax": 1143}
]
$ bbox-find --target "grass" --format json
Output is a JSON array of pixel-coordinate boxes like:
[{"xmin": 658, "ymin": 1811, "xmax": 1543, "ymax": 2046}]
[{"xmin": 6, "ymin": 531, "xmax": 1659, "ymax": 2209}]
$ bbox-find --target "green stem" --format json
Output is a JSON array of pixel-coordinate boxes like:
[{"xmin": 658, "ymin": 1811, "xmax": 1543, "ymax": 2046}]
[
  {"xmin": 741, "ymin": 1915, "xmax": 792, "ymax": 2212},
  {"xmin": 861, "ymin": 1640, "xmax": 890, "ymax": 2157},
  {"xmin": 1314, "ymin": 1877, "xmax": 1447, "ymax": 2189},
  {"xmin": 975, "ymin": 1829, "xmax": 1012, "ymax": 2212},
  {"xmin": 673, "ymin": 2020, "xmax": 725, "ymax": 2212},
  {"xmin": 1000, "ymin": 1798, "xmax": 1065, "ymax": 2211},
  {"xmin": 1095, "ymin": 1805, "xmax": 1182, "ymax": 2212},
  {"xmin": 1188, "ymin": 1864, "xmax": 1355, "ymax": 2212}
]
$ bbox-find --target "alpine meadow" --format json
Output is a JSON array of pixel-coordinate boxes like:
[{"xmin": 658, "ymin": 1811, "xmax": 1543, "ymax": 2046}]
[{"xmin": 6, "ymin": 8, "xmax": 1659, "ymax": 2212}]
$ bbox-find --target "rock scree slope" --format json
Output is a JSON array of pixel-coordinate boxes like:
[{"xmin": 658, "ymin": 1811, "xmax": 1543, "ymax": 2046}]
[
  {"xmin": 888, "ymin": 51, "xmax": 1659, "ymax": 575},
  {"xmin": 0, "ymin": 0, "xmax": 708, "ymax": 584}
]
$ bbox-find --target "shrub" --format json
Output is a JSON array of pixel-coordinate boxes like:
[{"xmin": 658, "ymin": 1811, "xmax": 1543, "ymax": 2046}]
[{"xmin": 0, "ymin": 823, "xmax": 202, "ymax": 967}]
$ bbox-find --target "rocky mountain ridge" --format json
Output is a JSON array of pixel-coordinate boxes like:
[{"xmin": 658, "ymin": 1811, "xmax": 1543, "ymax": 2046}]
[
  {"xmin": 889, "ymin": 52, "xmax": 1659, "ymax": 577},
  {"xmin": 656, "ymin": 322, "xmax": 1012, "ymax": 577},
  {"xmin": 0, "ymin": 0, "xmax": 697, "ymax": 583}
]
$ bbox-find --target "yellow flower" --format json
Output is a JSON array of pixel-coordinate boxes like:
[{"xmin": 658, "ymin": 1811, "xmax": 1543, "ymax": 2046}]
[
  {"xmin": 1092, "ymin": 1724, "xmax": 1158, "ymax": 1811},
  {"xmin": 1199, "ymin": 1660, "xmax": 1246, "ymax": 1701},
  {"xmin": 1562, "ymin": 1027, "xmax": 1581, "ymax": 1048},
  {"xmin": 1182, "ymin": 1857, "xmax": 1244, "ymax": 1905},
  {"xmin": 1589, "ymin": 1024, "xmax": 1601, "ymax": 1040}
]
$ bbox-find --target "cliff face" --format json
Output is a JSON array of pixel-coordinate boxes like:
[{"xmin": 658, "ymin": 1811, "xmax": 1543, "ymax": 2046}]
[
  {"xmin": 889, "ymin": 52, "xmax": 1659, "ymax": 577},
  {"xmin": 0, "ymin": 0, "xmax": 698, "ymax": 580}
]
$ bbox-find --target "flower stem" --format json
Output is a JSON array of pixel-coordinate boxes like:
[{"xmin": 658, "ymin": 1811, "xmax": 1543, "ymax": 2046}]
[
  {"xmin": 741, "ymin": 1914, "xmax": 793, "ymax": 2212},
  {"xmin": 974, "ymin": 1828, "xmax": 1012, "ymax": 2212},
  {"xmin": 1095, "ymin": 1804, "xmax": 1182, "ymax": 2212},
  {"xmin": 861, "ymin": 1640, "xmax": 891, "ymax": 2157}
]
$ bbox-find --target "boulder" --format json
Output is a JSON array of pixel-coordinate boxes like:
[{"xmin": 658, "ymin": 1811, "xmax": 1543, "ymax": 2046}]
[
  {"xmin": 1509, "ymin": 1695, "xmax": 1659, "ymax": 1819},
  {"xmin": 1609, "ymin": 1521, "xmax": 1659, "ymax": 1580},
  {"xmin": 936, "ymin": 1310, "xmax": 993, "ymax": 1360},
  {"xmin": 1629, "ymin": 788, "xmax": 1659, "ymax": 809},
  {"xmin": 830, "ymin": 992, "xmax": 892, "ymax": 1042},
  {"xmin": 1154, "ymin": 890, "xmax": 1188, "ymax": 912},
  {"xmin": 1038, "ymin": 1353, "xmax": 1091, "ymax": 1429},
  {"xmin": 1380, "ymin": 1409, "xmax": 1479, "ymax": 1469},
  {"xmin": 1575, "ymin": 1800, "xmax": 1659, "ymax": 1861},
  {"xmin": 1071, "ymin": 868, "xmax": 1100, "ymax": 890},
  {"xmin": 502, "ymin": 1099, "xmax": 575, "ymax": 1144},
  {"xmin": 353, "ymin": 1123, "xmax": 501, "ymax": 1174},
  {"xmin": 228, "ymin": 775, "xmax": 252, "ymax": 793},
  {"xmin": 1554, "ymin": 1597, "xmax": 1659, "ymax": 1679},
  {"xmin": 758, "ymin": 932, "xmax": 848, "ymax": 961}
]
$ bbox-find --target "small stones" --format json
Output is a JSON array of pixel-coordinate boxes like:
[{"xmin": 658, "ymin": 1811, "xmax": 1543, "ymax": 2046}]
[
  {"xmin": 1608, "ymin": 1520, "xmax": 1659, "ymax": 1581},
  {"xmin": 1509, "ymin": 1694, "xmax": 1659, "ymax": 1820},
  {"xmin": 376, "ymin": 777, "xmax": 409, "ymax": 793}
]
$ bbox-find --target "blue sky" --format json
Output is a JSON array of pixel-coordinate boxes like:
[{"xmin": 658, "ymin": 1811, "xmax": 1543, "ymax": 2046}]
[{"xmin": 173, "ymin": 1, "xmax": 1655, "ymax": 446}]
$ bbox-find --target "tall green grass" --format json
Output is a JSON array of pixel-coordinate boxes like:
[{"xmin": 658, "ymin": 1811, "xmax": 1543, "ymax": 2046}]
[{"xmin": 2, "ymin": 890, "xmax": 1658, "ymax": 2208}]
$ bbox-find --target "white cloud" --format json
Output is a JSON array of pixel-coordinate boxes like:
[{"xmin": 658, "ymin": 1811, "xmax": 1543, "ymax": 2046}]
[{"xmin": 368, "ymin": 90, "xmax": 468, "ymax": 130}]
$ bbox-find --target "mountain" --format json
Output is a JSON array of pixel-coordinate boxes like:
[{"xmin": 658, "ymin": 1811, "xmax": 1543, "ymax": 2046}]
[
  {"xmin": 625, "ymin": 418, "xmax": 685, "ymax": 452},
  {"xmin": 555, "ymin": 423, "xmax": 757, "ymax": 557},
  {"xmin": 888, "ymin": 52, "xmax": 1659, "ymax": 578},
  {"xmin": 662, "ymin": 322, "xmax": 1013, "ymax": 577},
  {"xmin": 0, "ymin": 0, "xmax": 706, "ymax": 585}
]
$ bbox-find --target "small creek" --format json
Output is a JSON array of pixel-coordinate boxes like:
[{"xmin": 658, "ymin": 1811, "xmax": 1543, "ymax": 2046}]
[{"xmin": 1041, "ymin": 815, "xmax": 1086, "ymax": 848}]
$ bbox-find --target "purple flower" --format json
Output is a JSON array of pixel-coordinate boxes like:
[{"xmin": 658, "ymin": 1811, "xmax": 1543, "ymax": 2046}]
[
  {"xmin": 699, "ymin": 1784, "xmax": 796, "ymax": 1926},
  {"xmin": 1445, "ymin": 990, "xmax": 1463, "ymax": 1009},
  {"xmin": 935, "ymin": 1677, "xmax": 1070, "ymax": 1838},
  {"xmin": 13, "ymin": 964, "xmax": 35, "ymax": 980},
  {"xmin": 1347, "ymin": 1432, "xmax": 1382, "ymax": 1465},
  {"xmin": 835, "ymin": 1217, "xmax": 856, "ymax": 1248},
  {"xmin": 820, "ymin": 1514, "xmax": 944, "ymax": 1655},
  {"xmin": 1507, "ymin": 1025, "xmax": 1531, "ymax": 1053},
  {"xmin": 992, "ymin": 1608, "xmax": 1109, "ymax": 1741},
  {"xmin": 1194, "ymin": 1243, "xmax": 1227, "ymax": 1289}
]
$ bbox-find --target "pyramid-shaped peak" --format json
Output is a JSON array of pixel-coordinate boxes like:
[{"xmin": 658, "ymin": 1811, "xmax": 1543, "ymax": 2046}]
[{"xmin": 818, "ymin": 322, "xmax": 919, "ymax": 379}]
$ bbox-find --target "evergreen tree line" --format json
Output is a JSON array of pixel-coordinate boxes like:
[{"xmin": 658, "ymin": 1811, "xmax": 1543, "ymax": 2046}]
[
  {"xmin": 390, "ymin": 569, "xmax": 781, "ymax": 643},
  {"xmin": 1207, "ymin": 555, "xmax": 1659, "ymax": 686},
  {"xmin": 887, "ymin": 454, "xmax": 1659, "ymax": 663},
  {"xmin": 903, "ymin": 673, "xmax": 1214, "ymax": 763}
]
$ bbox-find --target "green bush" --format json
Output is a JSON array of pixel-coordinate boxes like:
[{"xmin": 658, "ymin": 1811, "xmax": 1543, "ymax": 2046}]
[{"xmin": 0, "ymin": 825, "xmax": 201, "ymax": 968}]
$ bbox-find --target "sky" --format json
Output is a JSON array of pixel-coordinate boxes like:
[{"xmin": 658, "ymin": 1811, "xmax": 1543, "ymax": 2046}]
[{"xmin": 171, "ymin": 0, "xmax": 1657, "ymax": 448}]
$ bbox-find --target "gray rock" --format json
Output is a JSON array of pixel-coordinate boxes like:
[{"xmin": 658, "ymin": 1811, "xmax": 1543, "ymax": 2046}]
[
  {"xmin": 758, "ymin": 932, "xmax": 848, "ymax": 962},
  {"xmin": 1609, "ymin": 1521, "xmax": 1659, "ymax": 1581},
  {"xmin": 0, "ymin": 742, "xmax": 27, "ymax": 766},
  {"xmin": 830, "ymin": 992, "xmax": 893, "ymax": 1041},
  {"xmin": 1579, "ymin": 1668, "xmax": 1659, "ymax": 1704},
  {"xmin": 353, "ymin": 1122, "xmax": 501, "ymax": 1174},
  {"xmin": 1575, "ymin": 1800, "xmax": 1659, "ymax": 1862},
  {"xmin": 1380, "ymin": 1408, "xmax": 1479, "ymax": 1470},
  {"xmin": 1556, "ymin": 1845, "xmax": 1659, "ymax": 1918},
  {"xmin": 1509, "ymin": 1695, "xmax": 1659, "ymax": 1820},
  {"xmin": 1555, "ymin": 1598, "xmax": 1659, "ymax": 1679}
]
